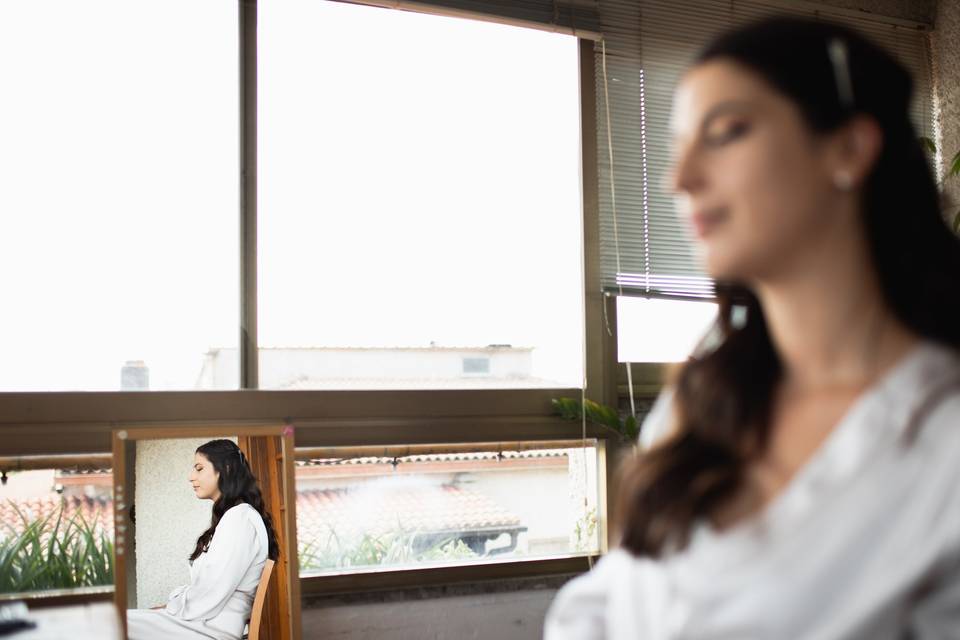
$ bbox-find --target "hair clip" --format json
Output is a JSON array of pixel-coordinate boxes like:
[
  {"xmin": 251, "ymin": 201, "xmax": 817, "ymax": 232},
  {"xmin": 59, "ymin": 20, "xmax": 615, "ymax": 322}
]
[{"xmin": 827, "ymin": 38, "xmax": 855, "ymax": 110}]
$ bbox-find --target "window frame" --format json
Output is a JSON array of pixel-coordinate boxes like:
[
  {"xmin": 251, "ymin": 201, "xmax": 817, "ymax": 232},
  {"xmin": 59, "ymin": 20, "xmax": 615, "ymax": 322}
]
[{"xmin": 0, "ymin": 4, "xmax": 615, "ymax": 599}]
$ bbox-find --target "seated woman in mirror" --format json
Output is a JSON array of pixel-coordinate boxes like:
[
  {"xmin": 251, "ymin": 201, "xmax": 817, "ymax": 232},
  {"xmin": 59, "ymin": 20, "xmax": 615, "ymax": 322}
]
[{"xmin": 127, "ymin": 439, "xmax": 280, "ymax": 640}]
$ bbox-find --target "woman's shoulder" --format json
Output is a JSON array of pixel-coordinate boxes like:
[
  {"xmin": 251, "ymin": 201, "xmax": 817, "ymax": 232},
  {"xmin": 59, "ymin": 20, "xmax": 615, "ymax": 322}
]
[
  {"xmin": 546, "ymin": 549, "xmax": 660, "ymax": 637},
  {"xmin": 221, "ymin": 502, "xmax": 269, "ymax": 537},
  {"xmin": 219, "ymin": 502, "xmax": 259, "ymax": 528},
  {"xmin": 555, "ymin": 549, "xmax": 652, "ymax": 600},
  {"xmin": 893, "ymin": 340, "xmax": 960, "ymax": 437}
]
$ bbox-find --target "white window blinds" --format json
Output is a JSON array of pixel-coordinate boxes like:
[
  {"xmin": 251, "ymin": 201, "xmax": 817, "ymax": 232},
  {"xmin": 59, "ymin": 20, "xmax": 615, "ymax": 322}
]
[{"xmin": 596, "ymin": 0, "xmax": 933, "ymax": 299}]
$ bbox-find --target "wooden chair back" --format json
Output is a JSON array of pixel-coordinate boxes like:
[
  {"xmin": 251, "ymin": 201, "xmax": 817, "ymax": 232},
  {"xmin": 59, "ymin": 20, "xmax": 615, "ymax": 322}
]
[{"xmin": 247, "ymin": 559, "xmax": 275, "ymax": 640}]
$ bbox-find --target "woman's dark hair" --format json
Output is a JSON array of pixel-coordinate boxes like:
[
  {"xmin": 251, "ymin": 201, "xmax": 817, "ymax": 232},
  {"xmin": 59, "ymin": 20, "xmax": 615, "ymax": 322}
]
[
  {"xmin": 190, "ymin": 439, "xmax": 280, "ymax": 562},
  {"xmin": 619, "ymin": 17, "xmax": 960, "ymax": 557}
]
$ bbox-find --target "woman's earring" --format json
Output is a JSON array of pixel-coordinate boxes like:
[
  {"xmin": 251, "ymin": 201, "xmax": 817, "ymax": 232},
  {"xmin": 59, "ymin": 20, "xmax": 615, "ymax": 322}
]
[
  {"xmin": 730, "ymin": 304, "xmax": 748, "ymax": 329},
  {"xmin": 833, "ymin": 170, "xmax": 853, "ymax": 191}
]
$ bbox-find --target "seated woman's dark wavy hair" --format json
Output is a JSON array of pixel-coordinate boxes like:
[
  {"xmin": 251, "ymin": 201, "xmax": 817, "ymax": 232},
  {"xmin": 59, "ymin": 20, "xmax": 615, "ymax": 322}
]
[
  {"xmin": 618, "ymin": 17, "xmax": 960, "ymax": 558},
  {"xmin": 189, "ymin": 439, "xmax": 281, "ymax": 562}
]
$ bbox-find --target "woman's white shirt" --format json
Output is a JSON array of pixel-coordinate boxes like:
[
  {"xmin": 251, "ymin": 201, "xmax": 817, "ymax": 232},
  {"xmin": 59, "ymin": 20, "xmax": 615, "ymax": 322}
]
[
  {"xmin": 545, "ymin": 340, "xmax": 960, "ymax": 640},
  {"xmin": 167, "ymin": 503, "xmax": 268, "ymax": 632},
  {"xmin": 127, "ymin": 502, "xmax": 269, "ymax": 640}
]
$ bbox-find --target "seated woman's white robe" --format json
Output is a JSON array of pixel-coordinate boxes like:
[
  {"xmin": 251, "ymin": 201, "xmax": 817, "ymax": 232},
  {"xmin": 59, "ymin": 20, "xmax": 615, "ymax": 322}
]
[
  {"xmin": 127, "ymin": 502, "xmax": 269, "ymax": 640},
  {"xmin": 545, "ymin": 340, "xmax": 960, "ymax": 639}
]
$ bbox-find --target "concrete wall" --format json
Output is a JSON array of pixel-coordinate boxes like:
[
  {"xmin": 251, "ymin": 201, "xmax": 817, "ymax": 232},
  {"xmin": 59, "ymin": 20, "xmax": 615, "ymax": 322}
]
[
  {"xmin": 932, "ymin": 0, "xmax": 960, "ymax": 211},
  {"xmin": 134, "ymin": 438, "xmax": 215, "ymax": 608},
  {"xmin": 302, "ymin": 577, "xmax": 572, "ymax": 640}
]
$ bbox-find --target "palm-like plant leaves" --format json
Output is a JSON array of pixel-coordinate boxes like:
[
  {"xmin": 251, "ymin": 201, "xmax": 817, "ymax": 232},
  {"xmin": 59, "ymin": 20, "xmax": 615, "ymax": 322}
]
[
  {"xmin": 0, "ymin": 498, "xmax": 114, "ymax": 594},
  {"xmin": 552, "ymin": 397, "xmax": 639, "ymax": 441}
]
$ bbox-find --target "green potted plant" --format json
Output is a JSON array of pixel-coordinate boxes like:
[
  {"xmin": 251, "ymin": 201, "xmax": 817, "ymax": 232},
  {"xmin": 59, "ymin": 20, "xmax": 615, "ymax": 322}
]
[{"xmin": 551, "ymin": 397, "xmax": 639, "ymax": 443}]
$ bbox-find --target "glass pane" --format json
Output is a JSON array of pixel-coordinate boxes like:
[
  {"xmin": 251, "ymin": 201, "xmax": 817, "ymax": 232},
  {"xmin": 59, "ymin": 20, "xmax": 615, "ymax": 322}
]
[
  {"xmin": 258, "ymin": 1, "xmax": 583, "ymax": 390},
  {"xmin": 295, "ymin": 445, "xmax": 600, "ymax": 573},
  {"xmin": 617, "ymin": 297, "xmax": 718, "ymax": 362},
  {"xmin": 0, "ymin": 466, "xmax": 114, "ymax": 595},
  {"xmin": 0, "ymin": 1, "xmax": 239, "ymax": 391}
]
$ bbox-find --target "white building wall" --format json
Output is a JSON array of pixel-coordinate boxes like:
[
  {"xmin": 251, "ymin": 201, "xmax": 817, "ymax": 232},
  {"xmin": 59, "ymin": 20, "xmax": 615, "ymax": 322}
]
[
  {"xmin": 195, "ymin": 347, "xmax": 536, "ymax": 390},
  {"xmin": 456, "ymin": 467, "xmax": 573, "ymax": 554}
]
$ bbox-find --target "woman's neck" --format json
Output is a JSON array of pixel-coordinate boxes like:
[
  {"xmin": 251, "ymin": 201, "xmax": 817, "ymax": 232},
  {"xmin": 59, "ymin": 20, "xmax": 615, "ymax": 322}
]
[{"xmin": 753, "ymin": 236, "xmax": 917, "ymax": 392}]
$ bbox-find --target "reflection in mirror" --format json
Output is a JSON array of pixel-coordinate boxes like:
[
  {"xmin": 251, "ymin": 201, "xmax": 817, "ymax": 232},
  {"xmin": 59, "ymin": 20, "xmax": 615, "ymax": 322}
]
[{"xmin": 113, "ymin": 428, "xmax": 300, "ymax": 640}]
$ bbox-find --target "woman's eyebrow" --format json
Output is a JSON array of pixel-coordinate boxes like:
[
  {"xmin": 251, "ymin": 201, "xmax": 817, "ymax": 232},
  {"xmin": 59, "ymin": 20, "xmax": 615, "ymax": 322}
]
[
  {"xmin": 698, "ymin": 100, "xmax": 753, "ymax": 132},
  {"xmin": 672, "ymin": 99, "xmax": 753, "ymax": 145}
]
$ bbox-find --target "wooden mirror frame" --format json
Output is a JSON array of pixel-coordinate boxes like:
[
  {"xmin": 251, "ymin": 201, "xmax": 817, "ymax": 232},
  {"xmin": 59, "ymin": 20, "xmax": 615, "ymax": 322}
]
[{"xmin": 112, "ymin": 425, "xmax": 301, "ymax": 640}]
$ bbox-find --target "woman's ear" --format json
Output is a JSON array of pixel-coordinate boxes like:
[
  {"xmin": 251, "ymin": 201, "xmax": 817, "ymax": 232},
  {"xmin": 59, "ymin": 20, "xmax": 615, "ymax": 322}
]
[{"xmin": 830, "ymin": 115, "xmax": 883, "ymax": 189}]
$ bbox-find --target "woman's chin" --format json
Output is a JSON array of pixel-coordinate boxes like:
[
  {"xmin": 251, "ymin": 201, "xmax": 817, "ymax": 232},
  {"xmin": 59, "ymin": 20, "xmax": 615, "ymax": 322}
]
[{"xmin": 701, "ymin": 249, "xmax": 750, "ymax": 283}]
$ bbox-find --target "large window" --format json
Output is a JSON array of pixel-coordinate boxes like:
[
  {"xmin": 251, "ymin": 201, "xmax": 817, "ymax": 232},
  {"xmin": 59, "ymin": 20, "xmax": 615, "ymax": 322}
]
[
  {"xmin": 0, "ymin": 1, "xmax": 240, "ymax": 392},
  {"xmin": 0, "ymin": 0, "xmax": 601, "ymax": 601}
]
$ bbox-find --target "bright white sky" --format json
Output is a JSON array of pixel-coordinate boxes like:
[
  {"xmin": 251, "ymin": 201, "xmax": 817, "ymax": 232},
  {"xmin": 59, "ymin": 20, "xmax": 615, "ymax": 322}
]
[{"xmin": 0, "ymin": 0, "xmax": 588, "ymax": 391}]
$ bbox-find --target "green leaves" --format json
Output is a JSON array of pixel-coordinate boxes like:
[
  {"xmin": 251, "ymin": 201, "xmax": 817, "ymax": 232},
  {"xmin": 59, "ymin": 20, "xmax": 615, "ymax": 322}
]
[
  {"xmin": 917, "ymin": 136, "xmax": 960, "ymax": 178},
  {"xmin": 551, "ymin": 397, "xmax": 639, "ymax": 441},
  {"xmin": 0, "ymin": 499, "xmax": 114, "ymax": 595},
  {"xmin": 921, "ymin": 137, "xmax": 960, "ymax": 234}
]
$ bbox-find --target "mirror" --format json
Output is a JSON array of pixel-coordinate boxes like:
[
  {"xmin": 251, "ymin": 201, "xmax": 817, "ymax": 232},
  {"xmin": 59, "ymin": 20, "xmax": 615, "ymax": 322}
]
[{"xmin": 112, "ymin": 425, "xmax": 300, "ymax": 640}]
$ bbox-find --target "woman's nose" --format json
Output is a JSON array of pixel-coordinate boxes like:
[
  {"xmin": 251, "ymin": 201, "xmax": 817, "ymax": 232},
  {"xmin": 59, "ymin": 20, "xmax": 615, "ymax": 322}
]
[{"xmin": 671, "ymin": 145, "xmax": 704, "ymax": 195}]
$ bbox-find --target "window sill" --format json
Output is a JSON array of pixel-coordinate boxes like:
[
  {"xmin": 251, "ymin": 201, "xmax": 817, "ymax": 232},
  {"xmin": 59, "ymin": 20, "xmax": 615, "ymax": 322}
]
[
  {"xmin": 300, "ymin": 554, "xmax": 599, "ymax": 597},
  {"xmin": 0, "ymin": 586, "xmax": 114, "ymax": 609}
]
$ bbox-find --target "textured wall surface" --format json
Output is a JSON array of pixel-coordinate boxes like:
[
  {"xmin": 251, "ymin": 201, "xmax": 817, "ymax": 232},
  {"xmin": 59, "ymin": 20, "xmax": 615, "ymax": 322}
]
[
  {"xmin": 302, "ymin": 577, "xmax": 571, "ymax": 640},
  {"xmin": 932, "ymin": 0, "xmax": 960, "ymax": 211},
  {"xmin": 134, "ymin": 438, "xmax": 216, "ymax": 608}
]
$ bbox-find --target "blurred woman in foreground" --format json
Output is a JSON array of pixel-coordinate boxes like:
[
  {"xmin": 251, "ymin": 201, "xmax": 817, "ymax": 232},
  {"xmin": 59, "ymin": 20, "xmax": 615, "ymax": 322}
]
[{"xmin": 546, "ymin": 16, "xmax": 960, "ymax": 639}]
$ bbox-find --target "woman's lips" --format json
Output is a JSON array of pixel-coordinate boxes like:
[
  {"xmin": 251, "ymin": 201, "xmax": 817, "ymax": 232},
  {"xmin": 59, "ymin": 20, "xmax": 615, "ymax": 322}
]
[{"xmin": 690, "ymin": 208, "xmax": 727, "ymax": 238}]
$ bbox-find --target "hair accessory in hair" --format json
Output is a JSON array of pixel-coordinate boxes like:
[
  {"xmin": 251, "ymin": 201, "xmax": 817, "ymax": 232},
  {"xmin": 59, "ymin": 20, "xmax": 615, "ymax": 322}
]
[{"xmin": 827, "ymin": 37, "xmax": 855, "ymax": 110}]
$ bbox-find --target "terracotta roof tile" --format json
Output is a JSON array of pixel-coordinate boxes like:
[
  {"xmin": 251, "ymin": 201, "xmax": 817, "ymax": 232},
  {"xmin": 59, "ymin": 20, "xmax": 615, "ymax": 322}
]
[
  {"xmin": 0, "ymin": 495, "xmax": 113, "ymax": 536},
  {"xmin": 295, "ymin": 484, "xmax": 523, "ymax": 543}
]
